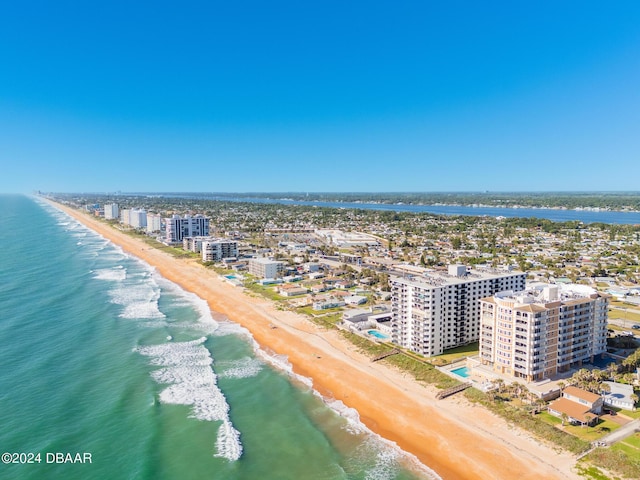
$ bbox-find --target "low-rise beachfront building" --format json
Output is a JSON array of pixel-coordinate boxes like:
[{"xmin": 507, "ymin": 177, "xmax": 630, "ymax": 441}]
[
  {"xmin": 602, "ymin": 381, "xmax": 636, "ymax": 410},
  {"xmin": 202, "ymin": 239, "xmax": 239, "ymax": 262},
  {"xmin": 344, "ymin": 295, "xmax": 367, "ymax": 305},
  {"xmin": 248, "ymin": 257, "xmax": 285, "ymax": 279},
  {"xmin": 104, "ymin": 203, "xmax": 119, "ymax": 220},
  {"xmin": 371, "ymin": 312, "xmax": 393, "ymax": 335},
  {"xmin": 479, "ymin": 284, "xmax": 609, "ymax": 381},
  {"xmin": 313, "ymin": 298, "xmax": 346, "ymax": 311},
  {"xmin": 548, "ymin": 386, "xmax": 603, "ymax": 425},
  {"xmin": 165, "ymin": 214, "xmax": 210, "ymax": 243},
  {"xmin": 277, "ymin": 284, "xmax": 308, "ymax": 297},
  {"xmin": 184, "ymin": 236, "xmax": 207, "ymax": 253},
  {"xmin": 342, "ymin": 309, "xmax": 373, "ymax": 331},
  {"xmin": 391, "ymin": 265, "xmax": 526, "ymax": 356}
]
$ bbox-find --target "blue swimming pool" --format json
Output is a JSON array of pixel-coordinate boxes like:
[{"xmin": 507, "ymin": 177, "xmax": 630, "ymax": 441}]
[
  {"xmin": 225, "ymin": 275, "xmax": 237, "ymax": 280},
  {"xmin": 451, "ymin": 366, "xmax": 470, "ymax": 378},
  {"xmin": 367, "ymin": 330, "xmax": 389, "ymax": 340}
]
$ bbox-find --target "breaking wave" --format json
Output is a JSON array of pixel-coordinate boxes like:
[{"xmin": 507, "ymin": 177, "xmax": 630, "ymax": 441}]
[
  {"xmin": 136, "ymin": 338, "xmax": 242, "ymax": 461},
  {"xmin": 217, "ymin": 357, "xmax": 263, "ymax": 379}
]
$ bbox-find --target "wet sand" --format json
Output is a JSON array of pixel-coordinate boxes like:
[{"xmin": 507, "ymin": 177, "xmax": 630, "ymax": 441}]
[{"xmin": 53, "ymin": 202, "xmax": 580, "ymax": 480}]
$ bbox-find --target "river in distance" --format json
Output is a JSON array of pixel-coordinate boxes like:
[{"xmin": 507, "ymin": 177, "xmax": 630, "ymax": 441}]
[{"xmin": 160, "ymin": 194, "xmax": 640, "ymax": 225}]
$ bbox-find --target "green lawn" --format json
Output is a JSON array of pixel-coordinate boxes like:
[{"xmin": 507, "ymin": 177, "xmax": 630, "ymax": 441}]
[
  {"xmin": 296, "ymin": 306, "xmax": 344, "ymax": 317},
  {"xmin": 609, "ymin": 308, "xmax": 640, "ymax": 323},
  {"xmin": 244, "ymin": 282, "xmax": 287, "ymax": 302},
  {"xmin": 538, "ymin": 412, "xmax": 620, "ymax": 441},
  {"xmin": 611, "ymin": 299, "xmax": 640, "ymax": 308},
  {"xmin": 615, "ymin": 407, "xmax": 640, "ymax": 419},
  {"xmin": 611, "ymin": 437, "xmax": 640, "ymax": 464},
  {"xmin": 618, "ymin": 432, "xmax": 640, "ymax": 450},
  {"xmin": 538, "ymin": 411, "xmax": 563, "ymax": 425},
  {"xmin": 562, "ymin": 419, "xmax": 621, "ymax": 442},
  {"xmin": 428, "ymin": 342, "xmax": 479, "ymax": 365}
]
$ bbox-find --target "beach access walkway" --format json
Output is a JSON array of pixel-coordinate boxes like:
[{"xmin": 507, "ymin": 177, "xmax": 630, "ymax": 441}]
[
  {"xmin": 436, "ymin": 382, "xmax": 472, "ymax": 400},
  {"xmin": 371, "ymin": 348, "xmax": 400, "ymax": 362}
]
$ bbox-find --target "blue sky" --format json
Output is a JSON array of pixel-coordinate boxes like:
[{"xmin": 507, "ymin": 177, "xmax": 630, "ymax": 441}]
[{"xmin": 1, "ymin": 1, "xmax": 639, "ymax": 193}]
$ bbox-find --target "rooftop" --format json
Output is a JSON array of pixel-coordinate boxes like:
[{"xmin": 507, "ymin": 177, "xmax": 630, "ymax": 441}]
[{"xmin": 394, "ymin": 265, "xmax": 525, "ymax": 288}]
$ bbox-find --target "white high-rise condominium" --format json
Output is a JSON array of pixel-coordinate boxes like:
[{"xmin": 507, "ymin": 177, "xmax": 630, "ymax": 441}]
[
  {"xmin": 391, "ymin": 265, "xmax": 526, "ymax": 356},
  {"xmin": 202, "ymin": 239, "xmax": 239, "ymax": 262},
  {"xmin": 146, "ymin": 214, "xmax": 162, "ymax": 233},
  {"xmin": 103, "ymin": 203, "xmax": 119, "ymax": 220},
  {"xmin": 129, "ymin": 209, "xmax": 147, "ymax": 229},
  {"xmin": 479, "ymin": 283, "xmax": 609, "ymax": 381},
  {"xmin": 165, "ymin": 214, "xmax": 210, "ymax": 243},
  {"xmin": 120, "ymin": 209, "xmax": 131, "ymax": 225}
]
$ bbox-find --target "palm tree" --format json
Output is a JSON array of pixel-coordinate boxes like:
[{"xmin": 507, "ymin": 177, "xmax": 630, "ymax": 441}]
[
  {"xmin": 557, "ymin": 381, "xmax": 566, "ymax": 395},
  {"xmin": 561, "ymin": 412, "xmax": 569, "ymax": 427},
  {"xmin": 584, "ymin": 414, "xmax": 593, "ymax": 429}
]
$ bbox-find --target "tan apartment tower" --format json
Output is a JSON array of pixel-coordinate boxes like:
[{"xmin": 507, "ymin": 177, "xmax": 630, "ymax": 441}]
[{"xmin": 479, "ymin": 283, "xmax": 609, "ymax": 382}]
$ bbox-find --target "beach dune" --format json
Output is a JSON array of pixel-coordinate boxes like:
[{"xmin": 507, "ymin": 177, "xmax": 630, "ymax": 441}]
[{"xmin": 54, "ymin": 201, "xmax": 580, "ymax": 480}]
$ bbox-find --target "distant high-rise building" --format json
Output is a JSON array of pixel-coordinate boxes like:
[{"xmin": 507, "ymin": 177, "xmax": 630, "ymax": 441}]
[
  {"xmin": 129, "ymin": 209, "xmax": 147, "ymax": 229},
  {"xmin": 391, "ymin": 265, "xmax": 526, "ymax": 356},
  {"xmin": 120, "ymin": 209, "xmax": 131, "ymax": 225},
  {"xmin": 146, "ymin": 214, "xmax": 162, "ymax": 234},
  {"xmin": 104, "ymin": 203, "xmax": 119, "ymax": 220},
  {"xmin": 479, "ymin": 283, "xmax": 609, "ymax": 381},
  {"xmin": 165, "ymin": 214, "xmax": 210, "ymax": 243}
]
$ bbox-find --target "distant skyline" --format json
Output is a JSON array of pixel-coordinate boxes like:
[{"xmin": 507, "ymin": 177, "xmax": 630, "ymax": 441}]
[{"xmin": 2, "ymin": 2, "xmax": 640, "ymax": 193}]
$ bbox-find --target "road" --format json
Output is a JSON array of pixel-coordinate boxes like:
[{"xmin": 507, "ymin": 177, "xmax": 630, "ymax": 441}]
[{"xmin": 600, "ymin": 418, "xmax": 640, "ymax": 446}]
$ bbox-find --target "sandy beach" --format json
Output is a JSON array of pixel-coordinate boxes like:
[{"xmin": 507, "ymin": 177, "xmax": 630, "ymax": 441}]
[{"xmin": 53, "ymin": 202, "xmax": 580, "ymax": 480}]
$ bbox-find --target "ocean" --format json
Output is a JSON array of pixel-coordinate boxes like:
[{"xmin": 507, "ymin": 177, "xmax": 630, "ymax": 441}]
[{"xmin": 0, "ymin": 195, "xmax": 435, "ymax": 480}]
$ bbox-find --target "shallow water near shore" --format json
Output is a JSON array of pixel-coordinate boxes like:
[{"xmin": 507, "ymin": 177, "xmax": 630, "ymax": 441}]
[{"xmin": 0, "ymin": 195, "xmax": 436, "ymax": 480}]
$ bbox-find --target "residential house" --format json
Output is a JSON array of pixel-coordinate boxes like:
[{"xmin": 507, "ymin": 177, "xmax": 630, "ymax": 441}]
[{"xmin": 548, "ymin": 386, "xmax": 603, "ymax": 425}]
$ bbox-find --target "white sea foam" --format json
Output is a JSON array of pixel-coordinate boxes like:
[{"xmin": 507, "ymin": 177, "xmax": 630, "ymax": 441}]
[
  {"xmin": 217, "ymin": 357, "xmax": 263, "ymax": 379},
  {"xmin": 92, "ymin": 266, "xmax": 127, "ymax": 282},
  {"xmin": 109, "ymin": 279, "xmax": 165, "ymax": 319},
  {"xmin": 215, "ymin": 420, "xmax": 243, "ymax": 461},
  {"xmin": 246, "ymin": 346, "xmax": 440, "ymax": 479},
  {"xmin": 328, "ymin": 402, "xmax": 441, "ymax": 480},
  {"xmin": 153, "ymin": 275, "xmax": 219, "ymax": 328},
  {"xmin": 256, "ymin": 349, "xmax": 315, "ymax": 389},
  {"xmin": 136, "ymin": 338, "xmax": 242, "ymax": 461}
]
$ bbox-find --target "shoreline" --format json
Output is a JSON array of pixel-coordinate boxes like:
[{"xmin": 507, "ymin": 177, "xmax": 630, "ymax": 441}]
[{"xmin": 51, "ymin": 200, "xmax": 581, "ymax": 480}]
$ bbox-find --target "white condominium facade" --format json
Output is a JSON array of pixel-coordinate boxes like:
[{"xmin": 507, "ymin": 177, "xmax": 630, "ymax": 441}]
[
  {"xmin": 120, "ymin": 209, "xmax": 131, "ymax": 225},
  {"xmin": 202, "ymin": 240, "xmax": 239, "ymax": 262},
  {"xmin": 248, "ymin": 257, "xmax": 285, "ymax": 279},
  {"xmin": 129, "ymin": 209, "xmax": 147, "ymax": 229},
  {"xmin": 165, "ymin": 214, "xmax": 210, "ymax": 243},
  {"xmin": 146, "ymin": 214, "xmax": 162, "ymax": 233},
  {"xmin": 104, "ymin": 203, "xmax": 119, "ymax": 220},
  {"xmin": 391, "ymin": 265, "xmax": 526, "ymax": 356},
  {"xmin": 479, "ymin": 284, "xmax": 609, "ymax": 382}
]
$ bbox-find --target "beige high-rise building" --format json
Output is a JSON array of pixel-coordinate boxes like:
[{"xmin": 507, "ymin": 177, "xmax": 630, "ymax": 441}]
[{"xmin": 479, "ymin": 283, "xmax": 609, "ymax": 382}]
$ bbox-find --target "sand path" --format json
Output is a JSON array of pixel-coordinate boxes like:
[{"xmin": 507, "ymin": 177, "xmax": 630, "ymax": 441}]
[{"xmin": 53, "ymin": 202, "xmax": 580, "ymax": 480}]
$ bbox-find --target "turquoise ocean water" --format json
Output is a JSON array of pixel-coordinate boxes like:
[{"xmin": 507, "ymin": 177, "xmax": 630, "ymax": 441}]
[{"xmin": 0, "ymin": 195, "xmax": 436, "ymax": 480}]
